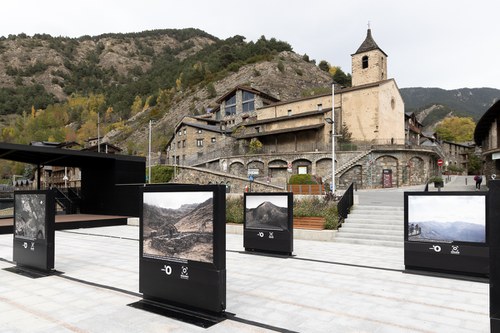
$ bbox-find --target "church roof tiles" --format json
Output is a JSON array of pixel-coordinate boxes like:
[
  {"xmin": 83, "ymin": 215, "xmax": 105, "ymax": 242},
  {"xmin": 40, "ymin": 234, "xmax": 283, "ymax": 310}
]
[{"xmin": 353, "ymin": 29, "xmax": 387, "ymax": 57}]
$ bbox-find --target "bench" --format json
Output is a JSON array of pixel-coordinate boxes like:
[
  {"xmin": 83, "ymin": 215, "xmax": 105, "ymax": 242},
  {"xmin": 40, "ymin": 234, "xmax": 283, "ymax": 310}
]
[{"xmin": 293, "ymin": 217, "xmax": 325, "ymax": 230}]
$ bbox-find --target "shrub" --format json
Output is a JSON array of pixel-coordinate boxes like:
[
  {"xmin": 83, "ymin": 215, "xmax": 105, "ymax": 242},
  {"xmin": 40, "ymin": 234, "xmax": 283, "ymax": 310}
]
[
  {"xmin": 294, "ymin": 196, "xmax": 338, "ymax": 230},
  {"xmin": 225, "ymin": 194, "xmax": 338, "ymax": 229},
  {"xmin": 150, "ymin": 165, "xmax": 174, "ymax": 183},
  {"xmin": 248, "ymin": 138, "xmax": 263, "ymax": 154},
  {"xmin": 277, "ymin": 61, "xmax": 285, "ymax": 73},
  {"xmin": 226, "ymin": 195, "xmax": 244, "ymax": 224},
  {"xmin": 288, "ymin": 174, "xmax": 317, "ymax": 184}
]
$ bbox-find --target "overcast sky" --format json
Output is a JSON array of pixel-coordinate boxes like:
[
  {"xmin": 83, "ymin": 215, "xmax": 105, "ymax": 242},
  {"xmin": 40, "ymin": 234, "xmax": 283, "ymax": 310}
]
[
  {"xmin": 1, "ymin": 0, "xmax": 499, "ymax": 90},
  {"xmin": 144, "ymin": 191, "xmax": 212, "ymax": 210},
  {"xmin": 408, "ymin": 195, "xmax": 485, "ymax": 225}
]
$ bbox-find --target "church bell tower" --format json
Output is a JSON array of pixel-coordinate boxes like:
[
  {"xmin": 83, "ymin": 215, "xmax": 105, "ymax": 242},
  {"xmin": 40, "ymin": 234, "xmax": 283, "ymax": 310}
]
[{"xmin": 351, "ymin": 28, "xmax": 388, "ymax": 87}]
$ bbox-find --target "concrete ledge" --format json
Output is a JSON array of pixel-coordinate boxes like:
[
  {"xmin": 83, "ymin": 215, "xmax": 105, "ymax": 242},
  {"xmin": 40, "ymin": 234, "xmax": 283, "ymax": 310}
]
[
  {"xmin": 226, "ymin": 223, "xmax": 337, "ymax": 241},
  {"xmin": 127, "ymin": 217, "xmax": 139, "ymax": 226},
  {"xmin": 294, "ymin": 228, "xmax": 337, "ymax": 241}
]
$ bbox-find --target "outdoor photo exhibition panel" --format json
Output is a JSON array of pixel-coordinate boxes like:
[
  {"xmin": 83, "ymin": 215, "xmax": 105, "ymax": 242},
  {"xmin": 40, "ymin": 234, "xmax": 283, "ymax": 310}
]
[
  {"xmin": 13, "ymin": 190, "xmax": 55, "ymax": 272},
  {"xmin": 244, "ymin": 192, "xmax": 293, "ymax": 255},
  {"xmin": 404, "ymin": 191, "xmax": 488, "ymax": 277},
  {"xmin": 488, "ymin": 180, "xmax": 500, "ymax": 332},
  {"xmin": 138, "ymin": 184, "xmax": 226, "ymax": 315}
]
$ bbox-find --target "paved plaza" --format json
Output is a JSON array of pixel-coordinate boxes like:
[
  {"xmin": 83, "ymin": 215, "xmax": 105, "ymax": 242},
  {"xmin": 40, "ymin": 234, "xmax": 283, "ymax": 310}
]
[{"xmin": 0, "ymin": 176, "xmax": 490, "ymax": 332}]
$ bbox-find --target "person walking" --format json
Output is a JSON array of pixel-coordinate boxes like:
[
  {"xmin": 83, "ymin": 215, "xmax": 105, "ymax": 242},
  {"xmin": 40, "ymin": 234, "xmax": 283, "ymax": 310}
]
[{"xmin": 474, "ymin": 175, "xmax": 483, "ymax": 190}]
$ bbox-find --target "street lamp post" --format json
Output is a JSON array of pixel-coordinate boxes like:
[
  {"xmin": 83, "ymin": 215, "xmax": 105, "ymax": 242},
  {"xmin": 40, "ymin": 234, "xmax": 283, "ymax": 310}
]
[
  {"xmin": 148, "ymin": 119, "xmax": 152, "ymax": 184},
  {"xmin": 325, "ymin": 82, "xmax": 336, "ymax": 194}
]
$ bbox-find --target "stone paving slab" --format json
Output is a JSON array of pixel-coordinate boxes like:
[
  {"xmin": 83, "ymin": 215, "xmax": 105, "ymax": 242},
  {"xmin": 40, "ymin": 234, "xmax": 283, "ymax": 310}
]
[{"xmin": 0, "ymin": 225, "xmax": 489, "ymax": 332}]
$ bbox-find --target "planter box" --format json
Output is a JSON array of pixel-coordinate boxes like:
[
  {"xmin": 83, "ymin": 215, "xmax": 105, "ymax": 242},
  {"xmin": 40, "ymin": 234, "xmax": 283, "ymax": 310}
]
[
  {"xmin": 293, "ymin": 217, "xmax": 325, "ymax": 230},
  {"xmin": 434, "ymin": 181, "xmax": 444, "ymax": 188},
  {"xmin": 287, "ymin": 184, "xmax": 325, "ymax": 195}
]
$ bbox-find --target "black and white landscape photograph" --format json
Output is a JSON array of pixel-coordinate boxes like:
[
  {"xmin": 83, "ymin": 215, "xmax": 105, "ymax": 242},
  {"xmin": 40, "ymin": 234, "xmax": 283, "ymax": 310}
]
[
  {"xmin": 407, "ymin": 195, "xmax": 486, "ymax": 243},
  {"xmin": 14, "ymin": 194, "xmax": 46, "ymax": 240},
  {"xmin": 245, "ymin": 195, "xmax": 289, "ymax": 231},
  {"xmin": 142, "ymin": 191, "xmax": 214, "ymax": 263}
]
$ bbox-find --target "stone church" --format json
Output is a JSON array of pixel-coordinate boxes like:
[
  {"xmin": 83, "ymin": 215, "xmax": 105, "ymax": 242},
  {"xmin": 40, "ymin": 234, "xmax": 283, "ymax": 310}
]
[{"xmin": 166, "ymin": 29, "xmax": 443, "ymax": 191}]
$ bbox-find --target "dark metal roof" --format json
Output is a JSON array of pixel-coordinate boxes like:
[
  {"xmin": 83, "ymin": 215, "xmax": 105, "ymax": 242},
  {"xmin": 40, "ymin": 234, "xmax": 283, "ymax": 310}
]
[
  {"xmin": 353, "ymin": 29, "xmax": 388, "ymax": 57},
  {"xmin": 0, "ymin": 142, "xmax": 145, "ymax": 167},
  {"xmin": 216, "ymin": 85, "xmax": 280, "ymax": 104},
  {"xmin": 474, "ymin": 99, "xmax": 500, "ymax": 145}
]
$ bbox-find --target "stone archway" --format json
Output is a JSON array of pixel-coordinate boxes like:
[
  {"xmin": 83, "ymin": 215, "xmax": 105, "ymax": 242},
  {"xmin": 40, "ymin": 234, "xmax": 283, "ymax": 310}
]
[
  {"xmin": 247, "ymin": 160, "xmax": 265, "ymax": 180},
  {"xmin": 229, "ymin": 162, "xmax": 245, "ymax": 176},
  {"xmin": 316, "ymin": 157, "xmax": 333, "ymax": 183},
  {"xmin": 339, "ymin": 165, "xmax": 362, "ymax": 189},
  {"xmin": 374, "ymin": 155, "xmax": 399, "ymax": 188},
  {"xmin": 407, "ymin": 156, "xmax": 425, "ymax": 185},
  {"xmin": 268, "ymin": 159, "xmax": 288, "ymax": 185},
  {"xmin": 292, "ymin": 158, "xmax": 312, "ymax": 175}
]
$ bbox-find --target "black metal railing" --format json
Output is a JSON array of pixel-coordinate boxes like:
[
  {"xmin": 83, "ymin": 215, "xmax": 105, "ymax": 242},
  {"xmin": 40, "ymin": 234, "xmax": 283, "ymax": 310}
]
[
  {"xmin": 53, "ymin": 187, "xmax": 81, "ymax": 214},
  {"xmin": 337, "ymin": 182, "xmax": 355, "ymax": 226}
]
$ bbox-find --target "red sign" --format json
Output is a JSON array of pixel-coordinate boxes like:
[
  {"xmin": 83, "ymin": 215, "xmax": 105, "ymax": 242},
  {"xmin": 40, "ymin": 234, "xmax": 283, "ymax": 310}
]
[{"xmin": 437, "ymin": 159, "xmax": 444, "ymax": 166}]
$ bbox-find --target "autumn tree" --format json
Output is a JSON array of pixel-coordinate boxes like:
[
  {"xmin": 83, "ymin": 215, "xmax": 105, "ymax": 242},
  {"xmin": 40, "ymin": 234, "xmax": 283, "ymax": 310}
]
[
  {"xmin": 318, "ymin": 60, "xmax": 330, "ymax": 72},
  {"xmin": 330, "ymin": 66, "xmax": 352, "ymax": 87},
  {"xmin": 435, "ymin": 116, "xmax": 476, "ymax": 142}
]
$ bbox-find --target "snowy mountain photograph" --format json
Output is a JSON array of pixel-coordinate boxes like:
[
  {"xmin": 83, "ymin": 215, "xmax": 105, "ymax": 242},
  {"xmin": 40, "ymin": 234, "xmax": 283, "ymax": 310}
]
[{"xmin": 407, "ymin": 195, "xmax": 486, "ymax": 243}]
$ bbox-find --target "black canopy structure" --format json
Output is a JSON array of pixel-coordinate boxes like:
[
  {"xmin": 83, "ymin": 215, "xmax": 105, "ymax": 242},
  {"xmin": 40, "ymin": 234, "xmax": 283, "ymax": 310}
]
[{"xmin": 0, "ymin": 142, "xmax": 146, "ymax": 216}]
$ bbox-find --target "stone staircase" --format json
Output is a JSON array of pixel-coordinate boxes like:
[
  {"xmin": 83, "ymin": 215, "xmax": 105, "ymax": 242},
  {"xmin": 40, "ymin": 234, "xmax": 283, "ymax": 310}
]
[
  {"xmin": 335, "ymin": 150, "xmax": 373, "ymax": 176},
  {"xmin": 334, "ymin": 205, "xmax": 404, "ymax": 247}
]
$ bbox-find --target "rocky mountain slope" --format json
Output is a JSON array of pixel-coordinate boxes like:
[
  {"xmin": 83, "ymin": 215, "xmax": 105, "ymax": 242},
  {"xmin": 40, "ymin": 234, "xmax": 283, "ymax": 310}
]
[
  {"xmin": 0, "ymin": 29, "xmax": 332, "ymax": 155},
  {"xmin": 103, "ymin": 50, "xmax": 332, "ymax": 153},
  {"xmin": 400, "ymin": 87, "xmax": 500, "ymax": 129}
]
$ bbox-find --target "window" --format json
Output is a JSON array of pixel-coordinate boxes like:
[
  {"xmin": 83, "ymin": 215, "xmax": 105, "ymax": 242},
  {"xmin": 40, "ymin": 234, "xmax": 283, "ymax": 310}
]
[
  {"xmin": 225, "ymin": 94, "xmax": 237, "ymax": 116},
  {"xmin": 182, "ymin": 140, "xmax": 186, "ymax": 148},
  {"xmin": 183, "ymin": 129, "xmax": 186, "ymax": 135},
  {"xmin": 242, "ymin": 91, "xmax": 255, "ymax": 112},
  {"xmin": 196, "ymin": 139, "xmax": 204, "ymax": 147},
  {"xmin": 211, "ymin": 137, "xmax": 216, "ymax": 143},
  {"xmin": 288, "ymin": 109, "xmax": 292, "ymax": 116},
  {"xmin": 197, "ymin": 129, "xmax": 203, "ymax": 134},
  {"xmin": 317, "ymin": 104, "xmax": 322, "ymax": 111},
  {"xmin": 177, "ymin": 141, "xmax": 180, "ymax": 149},
  {"xmin": 298, "ymin": 166, "xmax": 308, "ymax": 174},
  {"xmin": 177, "ymin": 131, "xmax": 181, "ymax": 136},
  {"xmin": 362, "ymin": 56, "xmax": 369, "ymax": 69}
]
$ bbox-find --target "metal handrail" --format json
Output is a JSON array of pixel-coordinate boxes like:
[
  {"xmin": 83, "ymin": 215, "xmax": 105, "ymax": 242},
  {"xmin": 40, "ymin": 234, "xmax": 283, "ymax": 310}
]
[{"xmin": 337, "ymin": 182, "xmax": 354, "ymax": 226}]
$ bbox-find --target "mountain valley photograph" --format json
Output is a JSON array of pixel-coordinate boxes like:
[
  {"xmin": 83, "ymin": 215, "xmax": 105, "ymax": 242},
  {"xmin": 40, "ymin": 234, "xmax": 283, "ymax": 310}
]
[{"xmin": 143, "ymin": 191, "xmax": 214, "ymax": 263}]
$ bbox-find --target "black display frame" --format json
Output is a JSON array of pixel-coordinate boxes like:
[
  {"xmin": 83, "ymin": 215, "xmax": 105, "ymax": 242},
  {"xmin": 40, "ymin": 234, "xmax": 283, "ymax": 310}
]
[
  {"xmin": 488, "ymin": 180, "xmax": 500, "ymax": 332},
  {"xmin": 404, "ymin": 191, "xmax": 488, "ymax": 278},
  {"xmin": 138, "ymin": 184, "xmax": 226, "ymax": 316},
  {"xmin": 12, "ymin": 190, "xmax": 55, "ymax": 272},
  {"xmin": 243, "ymin": 192, "xmax": 293, "ymax": 255}
]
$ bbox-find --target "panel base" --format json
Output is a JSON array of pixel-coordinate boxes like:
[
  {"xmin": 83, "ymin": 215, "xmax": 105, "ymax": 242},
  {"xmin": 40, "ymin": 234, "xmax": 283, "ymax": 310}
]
[
  {"xmin": 243, "ymin": 248, "xmax": 293, "ymax": 257},
  {"xmin": 128, "ymin": 299, "xmax": 226, "ymax": 328},
  {"xmin": 492, "ymin": 318, "xmax": 500, "ymax": 333},
  {"xmin": 404, "ymin": 267, "xmax": 488, "ymax": 283},
  {"xmin": 3, "ymin": 266, "xmax": 62, "ymax": 279}
]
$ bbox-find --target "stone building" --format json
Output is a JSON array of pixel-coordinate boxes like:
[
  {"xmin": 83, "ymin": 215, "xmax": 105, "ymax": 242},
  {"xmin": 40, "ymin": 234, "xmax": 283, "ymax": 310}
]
[
  {"xmin": 474, "ymin": 99, "xmax": 500, "ymax": 183},
  {"xmin": 164, "ymin": 28, "xmax": 442, "ymax": 190},
  {"xmin": 440, "ymin": 141, "xmax": 473, "ymax": 174}
]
